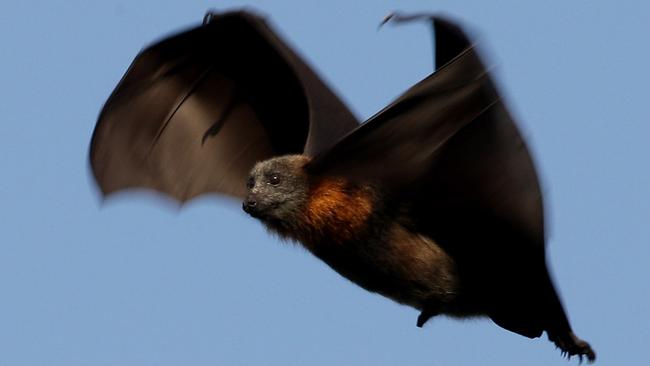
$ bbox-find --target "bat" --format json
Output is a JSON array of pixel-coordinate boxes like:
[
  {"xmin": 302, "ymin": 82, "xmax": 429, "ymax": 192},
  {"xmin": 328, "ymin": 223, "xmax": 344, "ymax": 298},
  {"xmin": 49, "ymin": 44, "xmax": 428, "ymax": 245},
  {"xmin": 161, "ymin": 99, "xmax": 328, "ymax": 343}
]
[{"xmin": 90, "ymin": 10, "xmax": 596, "ymax": 362}]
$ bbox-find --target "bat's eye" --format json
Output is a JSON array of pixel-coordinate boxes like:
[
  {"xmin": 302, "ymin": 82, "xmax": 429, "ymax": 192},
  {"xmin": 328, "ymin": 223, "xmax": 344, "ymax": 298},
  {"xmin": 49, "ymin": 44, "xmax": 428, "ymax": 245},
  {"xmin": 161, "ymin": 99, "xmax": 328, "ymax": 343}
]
[
  {"xmin": 269, "ymin": 174, "xmax": 281, "ymax": 186},
  {"xmin": 246, "ymin": 177, "xmax": 255, "ymax": 189}
]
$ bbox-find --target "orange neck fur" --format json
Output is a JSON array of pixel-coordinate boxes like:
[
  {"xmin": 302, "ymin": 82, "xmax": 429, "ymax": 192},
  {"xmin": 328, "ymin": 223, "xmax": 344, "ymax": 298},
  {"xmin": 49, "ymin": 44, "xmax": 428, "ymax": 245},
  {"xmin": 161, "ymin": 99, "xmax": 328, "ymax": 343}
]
[{"xmin": 298, "ymin": 178, "xmax": 374, "ymax": 248}]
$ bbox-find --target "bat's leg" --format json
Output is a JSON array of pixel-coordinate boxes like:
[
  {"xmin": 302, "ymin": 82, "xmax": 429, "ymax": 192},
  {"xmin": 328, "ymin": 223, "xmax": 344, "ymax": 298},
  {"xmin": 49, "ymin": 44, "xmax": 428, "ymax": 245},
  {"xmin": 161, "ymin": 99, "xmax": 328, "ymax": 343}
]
[{"xmin": 416, "ymin": 306, "xmax": 440, "ymax": 328}]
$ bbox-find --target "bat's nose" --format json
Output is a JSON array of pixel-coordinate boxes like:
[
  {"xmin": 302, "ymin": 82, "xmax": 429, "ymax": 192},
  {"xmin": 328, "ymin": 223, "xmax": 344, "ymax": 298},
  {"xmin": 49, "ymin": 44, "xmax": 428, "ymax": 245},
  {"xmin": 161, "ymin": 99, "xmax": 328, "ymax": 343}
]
[{"xmin": 242, "ymin": 198, "xmax": 258, "ymax": 214}]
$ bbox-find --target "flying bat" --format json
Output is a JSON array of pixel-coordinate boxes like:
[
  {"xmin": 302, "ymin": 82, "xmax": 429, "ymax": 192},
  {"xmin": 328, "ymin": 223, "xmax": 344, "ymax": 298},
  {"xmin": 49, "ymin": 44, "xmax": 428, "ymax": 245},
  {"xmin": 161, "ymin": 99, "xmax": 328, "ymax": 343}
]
[{"xmin": 90, "ymin": 10, "xmax": 596, "ymax": 362}]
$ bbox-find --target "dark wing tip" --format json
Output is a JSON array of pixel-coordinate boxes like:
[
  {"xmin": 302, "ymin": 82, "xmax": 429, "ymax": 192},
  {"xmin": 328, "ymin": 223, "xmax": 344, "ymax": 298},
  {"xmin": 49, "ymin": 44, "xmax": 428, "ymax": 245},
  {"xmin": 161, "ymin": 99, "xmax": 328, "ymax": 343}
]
[
  {"xmin": 431, "ymin": 17, "xmax": 474, "ymax": 69},
  {"xmin": 375, "ymin": 12, "xmax": 474, "ymax": 70}
]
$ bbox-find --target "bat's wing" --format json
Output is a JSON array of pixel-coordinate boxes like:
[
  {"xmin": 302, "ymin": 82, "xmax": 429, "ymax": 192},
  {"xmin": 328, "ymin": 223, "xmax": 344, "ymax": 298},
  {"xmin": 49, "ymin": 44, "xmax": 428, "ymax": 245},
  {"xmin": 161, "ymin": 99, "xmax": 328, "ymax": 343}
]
[
  {"xmin": 306, "ymin": 16, "xmax": 559, "ymax": 338},
  {"xmin": 307, "ymin": 18, "xmax": 597, "ymax": 358},
  {"xmin": 306, "ymin": 16, "xmax": 544, "ymax": 249},
  {"xmin": 90, "ymin": 10, "xmax": 358, "ymax": 202}
]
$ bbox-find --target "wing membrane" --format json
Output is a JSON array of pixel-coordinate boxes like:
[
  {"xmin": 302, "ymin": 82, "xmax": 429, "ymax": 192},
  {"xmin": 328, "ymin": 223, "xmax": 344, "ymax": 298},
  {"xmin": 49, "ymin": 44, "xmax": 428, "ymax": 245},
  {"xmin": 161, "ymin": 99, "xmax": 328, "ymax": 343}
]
[{"xmin": 90, "ymin": 11, "xmax": 358, "ymax": 201}]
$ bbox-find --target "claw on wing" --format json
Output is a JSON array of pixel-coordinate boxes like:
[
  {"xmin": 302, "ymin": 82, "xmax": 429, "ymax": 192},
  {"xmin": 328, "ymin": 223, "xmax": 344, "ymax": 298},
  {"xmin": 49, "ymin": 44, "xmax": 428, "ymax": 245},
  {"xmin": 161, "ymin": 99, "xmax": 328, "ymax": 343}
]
[{"xmin": 379, "ymin": 11, "xmax": 436, "ymax": 28}]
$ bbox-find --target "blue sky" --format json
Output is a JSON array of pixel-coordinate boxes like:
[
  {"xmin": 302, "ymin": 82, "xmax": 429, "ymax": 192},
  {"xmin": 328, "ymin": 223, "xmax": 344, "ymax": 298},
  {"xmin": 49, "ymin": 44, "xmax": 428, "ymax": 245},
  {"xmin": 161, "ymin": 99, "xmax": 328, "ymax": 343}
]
[{"xmin": 1, "ymin": 0, "xmax": 648, "ymax": 365}]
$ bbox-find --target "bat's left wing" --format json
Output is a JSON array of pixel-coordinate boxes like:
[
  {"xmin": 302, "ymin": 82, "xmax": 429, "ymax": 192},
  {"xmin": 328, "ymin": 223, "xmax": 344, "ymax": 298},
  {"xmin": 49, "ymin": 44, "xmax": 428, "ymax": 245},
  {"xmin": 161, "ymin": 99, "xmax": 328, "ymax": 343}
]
[
  {"xmin": 306, "ymin": 16, "xmax": 544, "ymax": 249},
  {"xmin": 305, "ymin": 16, "xmax": 556, "ymax": 340}
]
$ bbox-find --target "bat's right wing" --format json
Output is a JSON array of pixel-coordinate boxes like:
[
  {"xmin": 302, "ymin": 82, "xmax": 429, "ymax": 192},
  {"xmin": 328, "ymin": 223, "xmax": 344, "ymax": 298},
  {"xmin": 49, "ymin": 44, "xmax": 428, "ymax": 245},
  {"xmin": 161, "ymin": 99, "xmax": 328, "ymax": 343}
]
[{"xmin": 90, "ymin": 10, "xmax": 357, "ymax": 202}]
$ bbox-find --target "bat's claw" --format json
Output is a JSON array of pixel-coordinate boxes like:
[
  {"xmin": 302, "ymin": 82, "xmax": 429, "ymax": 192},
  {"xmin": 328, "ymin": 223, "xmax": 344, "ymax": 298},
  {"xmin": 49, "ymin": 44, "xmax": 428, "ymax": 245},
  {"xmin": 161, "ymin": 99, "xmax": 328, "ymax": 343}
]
[
  {"xmin": 379, "ymin": 11, "xmax": 436, "ymax": 29},
  {"xmin": 548, "ymin": 331, "xmax": 596, "ymax": 363},
  {"xmin": 378, "ymin": 12, "xmax": 397, "ymax": 28},
  {"xmin": 203, "ymin": 11, "xmax": 218, "ymax": 25}
]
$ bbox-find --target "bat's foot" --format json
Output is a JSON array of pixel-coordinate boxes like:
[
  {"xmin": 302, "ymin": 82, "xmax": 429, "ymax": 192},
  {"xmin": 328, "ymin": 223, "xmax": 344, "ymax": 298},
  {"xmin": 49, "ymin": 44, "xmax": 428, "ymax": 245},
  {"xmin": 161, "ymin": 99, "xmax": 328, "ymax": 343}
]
[
  {"xmin": 416, "ymin": 307, "xmax": 439, "ymax": 328},
  {"xmin": 548, "ymin": 331, "xmax": 596, "ymax": 363}
]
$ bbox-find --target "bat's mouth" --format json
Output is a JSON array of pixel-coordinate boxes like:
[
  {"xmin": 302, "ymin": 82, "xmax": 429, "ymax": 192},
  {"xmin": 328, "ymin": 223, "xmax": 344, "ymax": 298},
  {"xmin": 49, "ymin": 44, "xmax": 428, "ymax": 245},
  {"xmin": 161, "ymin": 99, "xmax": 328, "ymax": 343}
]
[
  {"xmin": 245, "ymin": 209, "xmax": 264, "ymax": 219},
  {"xmin": 245, "ymin": 209, "xmax": 283, "ymax": 227},
  {"xmin": 242, "ymin": 201, "xmax": 260, "ymax": 217},
  {"xmin": 242, "ymin": 200, "xmax": 282, "ymax": 222}
]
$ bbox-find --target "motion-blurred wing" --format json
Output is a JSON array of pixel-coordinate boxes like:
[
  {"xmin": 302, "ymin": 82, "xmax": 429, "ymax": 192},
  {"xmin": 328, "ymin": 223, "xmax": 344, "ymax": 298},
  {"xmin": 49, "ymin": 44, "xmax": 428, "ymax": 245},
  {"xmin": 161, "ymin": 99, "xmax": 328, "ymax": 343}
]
[
  {"xmin": 90, "ymin": 10, "xmax": 357, "ymax": 201},
  {"xmin": 306, "ymin": 17, "xmax": 544, "ymax": 249}
]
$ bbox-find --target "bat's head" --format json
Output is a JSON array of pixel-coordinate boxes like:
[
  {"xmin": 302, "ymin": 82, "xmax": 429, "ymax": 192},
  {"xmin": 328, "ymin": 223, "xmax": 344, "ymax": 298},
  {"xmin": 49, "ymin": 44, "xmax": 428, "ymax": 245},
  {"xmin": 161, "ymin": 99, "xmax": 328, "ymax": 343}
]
[{"xmin": 243, "ymin": 155, "xmax": 310, "ymax": 225}]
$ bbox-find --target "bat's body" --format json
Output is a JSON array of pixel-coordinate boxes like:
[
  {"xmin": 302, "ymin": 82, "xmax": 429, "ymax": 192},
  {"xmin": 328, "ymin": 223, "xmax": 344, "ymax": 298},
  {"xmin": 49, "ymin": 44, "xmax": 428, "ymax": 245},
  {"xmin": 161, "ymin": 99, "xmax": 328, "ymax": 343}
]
[
  {"xmin": 247, "ymin": 156, "xmax": 461, "ymax": 319},
  {"xmin": 243, "ymin": 154, "xmax": 594, "ymax": 360},
  {"xmin": 90, "ymin": 10, "xmax": 596, "ymax": 362}
]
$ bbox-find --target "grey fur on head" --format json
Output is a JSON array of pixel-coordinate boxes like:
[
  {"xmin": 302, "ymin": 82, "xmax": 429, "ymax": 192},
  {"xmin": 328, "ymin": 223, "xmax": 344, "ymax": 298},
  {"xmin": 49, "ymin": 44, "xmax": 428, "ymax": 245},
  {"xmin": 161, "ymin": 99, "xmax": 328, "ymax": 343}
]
[{"xmin": 245, "ymin": 155, "xmax": 310, "ymax": 223}]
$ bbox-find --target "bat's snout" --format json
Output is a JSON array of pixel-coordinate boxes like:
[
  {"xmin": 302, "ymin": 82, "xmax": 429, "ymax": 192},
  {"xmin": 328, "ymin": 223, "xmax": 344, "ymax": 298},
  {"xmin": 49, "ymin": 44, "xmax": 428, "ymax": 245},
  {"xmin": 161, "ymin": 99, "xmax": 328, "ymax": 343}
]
[{"xmin": 242, "ymin": 196, "xmax": 258, "ymax": 215}]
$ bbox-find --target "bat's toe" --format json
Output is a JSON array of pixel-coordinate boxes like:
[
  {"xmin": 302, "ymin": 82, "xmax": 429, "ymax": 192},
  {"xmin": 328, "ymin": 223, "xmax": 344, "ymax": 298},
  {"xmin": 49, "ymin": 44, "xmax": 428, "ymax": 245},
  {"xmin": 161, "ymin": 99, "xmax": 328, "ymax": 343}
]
[{"xmin": 549, "ymin": 331, "xmax": 596, "ymax": 363}]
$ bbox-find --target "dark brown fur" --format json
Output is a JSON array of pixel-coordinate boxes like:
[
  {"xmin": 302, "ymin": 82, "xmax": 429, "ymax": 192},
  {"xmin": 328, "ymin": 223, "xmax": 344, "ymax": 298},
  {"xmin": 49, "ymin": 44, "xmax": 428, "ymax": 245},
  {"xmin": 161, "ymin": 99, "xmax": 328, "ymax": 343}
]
[
  {"xmin": 245, "ymin": 155, "xmax": 595, "ymax": 363},
  {"xmin": 250, "ymin": 156, "xmax": 461, "ymax": 317}
]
